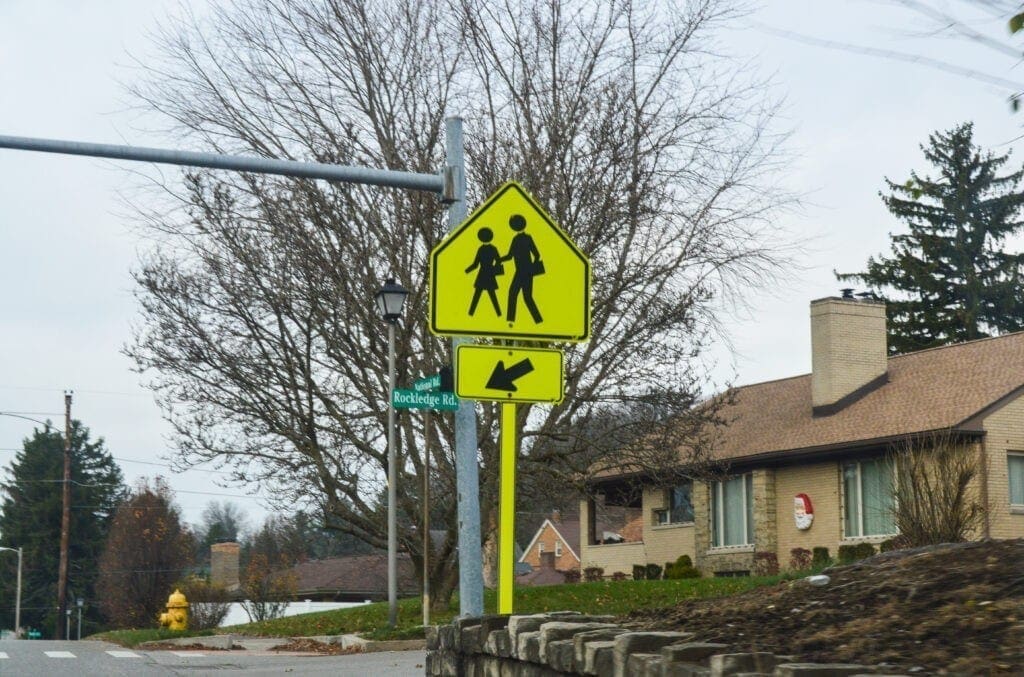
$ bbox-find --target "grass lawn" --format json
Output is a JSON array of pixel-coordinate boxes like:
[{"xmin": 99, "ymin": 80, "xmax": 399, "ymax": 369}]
[
  {"xmin": 89, "ymin": 627, "xmax": 215, "ymax": 648},
  {"xmin": 94, "ymin": 573, "xmax": 793, "ymax": 645},
  {"xmin": 236, "ymin": 574, "xmax": 789, "ymax": 639}
]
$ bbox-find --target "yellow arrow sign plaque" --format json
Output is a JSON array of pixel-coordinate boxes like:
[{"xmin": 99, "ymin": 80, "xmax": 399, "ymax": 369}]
[
  {"xmin": 430, "ymin": 182, "xmax": 590, "ymax": 342},
  {"xmin": 455, "ymin": 345, "xmax": 564, "ymax": 404}
]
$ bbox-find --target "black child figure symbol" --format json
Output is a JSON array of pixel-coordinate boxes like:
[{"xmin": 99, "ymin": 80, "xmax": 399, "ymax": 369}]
[
  {"xmin": 465, "ymin": 226, "xmax": 503, "ymax": 316},
  {"xmin": 501, "ymin": 214, "xmax": 544, "ymax": 324}
]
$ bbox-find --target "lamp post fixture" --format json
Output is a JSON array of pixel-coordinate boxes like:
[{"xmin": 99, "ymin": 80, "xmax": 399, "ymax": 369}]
[
  {"xmin": 76, "ymin": 598, "xmax": 83, "ymax": 640},
  {"xmin": 0, "ymin": 547, "xmax": 22, "ymax": 638},
  {"xmin": 375, "ymin": 278, "xmax": 409, "ymax": 629}
]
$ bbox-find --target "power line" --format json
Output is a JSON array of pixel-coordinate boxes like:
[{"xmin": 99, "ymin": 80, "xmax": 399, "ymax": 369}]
[{"xmin": 0, "ymin": 448, "xmax": 235, "ymax": 476}]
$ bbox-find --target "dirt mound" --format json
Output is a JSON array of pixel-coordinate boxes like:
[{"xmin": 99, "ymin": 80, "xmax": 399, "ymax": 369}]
[{"xmin": 624, "ymin": 539, "xmax": 1024, "ymax": 675}]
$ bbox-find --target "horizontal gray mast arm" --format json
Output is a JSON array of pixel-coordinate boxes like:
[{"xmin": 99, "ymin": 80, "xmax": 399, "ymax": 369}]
[{"xmin": 0, "ymin": 134, "xmax": 445, "ymax": 194}]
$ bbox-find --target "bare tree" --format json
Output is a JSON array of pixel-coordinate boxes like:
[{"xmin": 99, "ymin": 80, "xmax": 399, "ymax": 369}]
[
  {"xmin": 240, "ymin": 553, "xmax": 296, "ymax": 623},
  {"xmin": 96, "ymin": 479, "xmax": 194, "ymax": 629},
  {"xmin": 888, "ymin": 431, "xmax": 987, "ymax": 547},
  {"xmin": 125, "ymin": 0, "xmax": 792, "ymax": 607}
]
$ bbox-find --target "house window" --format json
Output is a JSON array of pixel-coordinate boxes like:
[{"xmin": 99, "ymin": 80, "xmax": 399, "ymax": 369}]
[
  {"xmin": 1010, "ymin": 453, "xmax": 1024, "ymax": 505},
  {"xmin": 655, "ymin": 481, "xmax": 694, "ymax": 524},
  {"xmin": 538, "ymin": 542, "xmax": 544, "ymax": 554},
  {"xmin": 711, "ymin": 474, "xmax": 753, "ymax": 547},
  {"xmin": 555, "ymin": 542, "xmax": 562, "ymax": 557},
  {"xmin": 589, "ymin": 487, "xmax": 643, "ymax": 544},
  {"xmin": 842, "ymin": 458, "xmax": 896, "ymax": 537}
]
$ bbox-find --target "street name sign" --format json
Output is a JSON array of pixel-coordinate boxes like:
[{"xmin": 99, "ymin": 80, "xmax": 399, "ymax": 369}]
[
  {"xmin": 414, "ymin": 374, "xmax": 441, "ymax": 392},
  {"xmin": 392, "ymin": 389, "xmax": 459, "ymax": 411},
  {"xmin": 430, "ymin": 182, "xmax": 590, "ymax": 342},
  {"xmin": 456, "ymin": 345, "xmax": 564, "ymax": 404}
]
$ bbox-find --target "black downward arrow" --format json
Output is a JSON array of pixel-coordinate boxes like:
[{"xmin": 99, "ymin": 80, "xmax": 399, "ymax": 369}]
[{"xmin": 486, "ymin": 358, "xmax": 534, "ymax": 392}]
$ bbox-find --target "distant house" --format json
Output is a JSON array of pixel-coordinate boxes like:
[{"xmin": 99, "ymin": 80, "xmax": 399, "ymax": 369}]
[
  {"xmin": 519, "ymin": 512, "xmax": 581, "ymax": 573},
  {"xmin": 282, "ymin": 553, "xmax": 418, "ymax": 602},
  {"xmin": 582, "ymin": 296, "xmax": 1024, "ymax": 578}
]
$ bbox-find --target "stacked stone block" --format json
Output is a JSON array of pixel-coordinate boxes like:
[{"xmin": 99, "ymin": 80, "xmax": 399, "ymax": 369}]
[{"xmin": 425, "ymin": 611, "xmax": 879, "ymax": 676}]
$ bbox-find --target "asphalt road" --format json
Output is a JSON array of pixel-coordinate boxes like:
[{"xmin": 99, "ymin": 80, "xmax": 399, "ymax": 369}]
[{"xmin": 0, "ymin": 639, "xmax": 426, "ymax": 675}]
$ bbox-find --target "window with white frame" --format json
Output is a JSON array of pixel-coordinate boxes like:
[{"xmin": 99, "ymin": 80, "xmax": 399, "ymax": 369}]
[
  {"xmin": 842, "ymin": 458, "xmax": 896, "ymax": 537},
  {"xmin": 538, "ymin": 542, "xmax": 545, "ymax": 554},
  {"xmin": 655, "ymin": 481, "xmax": 694, "ymax": 525},
  {"xmin": 1009, "ymin": 453, "xmax": 1024, "ymax": 505},
  {"xmin": 711, "ymin": 474, "xmax": 753, "ymax": 547},
  {"xmin": 555, "ymin": 541, "xmax": 562, "ymax": 557}
]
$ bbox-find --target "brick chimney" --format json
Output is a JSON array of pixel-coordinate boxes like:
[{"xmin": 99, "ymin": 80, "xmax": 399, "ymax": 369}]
[
  {"xmin": 810, "ymin": 297, "xmax": 887, "ymax": 415},
  {"xmin": 210, "ymin": 541, "xmax": 241, "ymax": 592}
]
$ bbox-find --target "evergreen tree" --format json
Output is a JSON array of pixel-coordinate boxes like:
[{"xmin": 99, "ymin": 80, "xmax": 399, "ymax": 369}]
[
  {"xmin": 0, "ymin": 422, "xmax": 125, "ymax": 636},
  {"xmin": 837, "ymin": 122, "xmax": 1024, "ymax": 354}
]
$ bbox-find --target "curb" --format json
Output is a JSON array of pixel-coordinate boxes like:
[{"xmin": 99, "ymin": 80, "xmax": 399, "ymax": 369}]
[{"xmin": 147, "ymin": 633, "xmax": 426, "ymax": 653}]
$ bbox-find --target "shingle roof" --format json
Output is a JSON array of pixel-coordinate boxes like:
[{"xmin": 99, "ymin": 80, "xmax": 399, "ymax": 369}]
[
  {"xmin": 702, "ymin": 331, "xmax": 1024, "ymax": 462},
  {"xmin": 285, "ymin": 553, "xmax": 418, "ymax": 596},
  {"xmin": 550, "ymin": 519, "xmax": 581, "ymax": 558}
]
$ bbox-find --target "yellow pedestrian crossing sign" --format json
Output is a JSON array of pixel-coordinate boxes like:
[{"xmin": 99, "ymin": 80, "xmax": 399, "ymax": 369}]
[
  {"xmin": 430, "ymin": 182, "xmax": 590, "ymax": 342},
  {"xmin": 456, "ymin": 345, "xmax": 564, "ymax": 404}
]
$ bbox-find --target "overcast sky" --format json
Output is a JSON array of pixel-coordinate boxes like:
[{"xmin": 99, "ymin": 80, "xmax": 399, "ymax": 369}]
[{"xmin": 1, "ymin": 1, "xmax": 1022, "ymax": 529}]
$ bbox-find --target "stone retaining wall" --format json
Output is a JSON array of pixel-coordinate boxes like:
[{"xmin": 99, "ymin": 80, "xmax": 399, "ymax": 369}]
[{"xmin": 425, "ymin": 611, "xmax": 890, "ymax": 676}]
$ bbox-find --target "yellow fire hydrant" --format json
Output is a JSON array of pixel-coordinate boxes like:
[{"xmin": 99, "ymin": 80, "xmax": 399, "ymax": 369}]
[{"xmin": 158, "ymin": 589, "xmax": 189, "ymax": 631}]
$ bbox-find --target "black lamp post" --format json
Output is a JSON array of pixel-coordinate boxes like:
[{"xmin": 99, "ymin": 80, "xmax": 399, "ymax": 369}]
[{"xmin": 375, "ymin": 278, "xmax": 408, "ymax": 628}]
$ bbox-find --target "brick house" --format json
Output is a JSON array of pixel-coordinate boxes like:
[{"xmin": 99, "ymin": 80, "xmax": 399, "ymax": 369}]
[
  {"xmin": 580, "ymin": 296, "xmax": 1024, "ymax": 577},
  {"xmin": 519, "ymin": 513, "xmax": 581, "ymax": 573}
]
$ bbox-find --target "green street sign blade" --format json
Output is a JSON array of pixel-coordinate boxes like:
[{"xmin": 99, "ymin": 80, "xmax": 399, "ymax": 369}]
[
  {"xmin": 414, "ymin": 374, "xmax": 441, "ymax": 392},
  {"xmin": 392, "ymin": 388, "xmax": 459, "ymax": 411}
]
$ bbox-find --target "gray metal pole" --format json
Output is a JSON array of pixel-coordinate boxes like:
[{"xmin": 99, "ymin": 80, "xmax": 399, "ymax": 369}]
[
  {"xmin": 422, "ymin": 410, "xmax": 431, "ymax": 627},
  {"xmin": 446, "ymin": 117, "xmax": 483, "ymax": 617},
  {"xmin": 65, "ymin": 610, "xmax": 70, "ymax": 641},
  {"xmin": 387, "ymin": 320, "xmax": 398, "ymax": 628},
  {"xmin": 0, "ymin": 135, "xmax": 444, "ymax": 193},
  {"xmin": 76, "ymin": 605, "xmax": 82, "ymax": 641}
]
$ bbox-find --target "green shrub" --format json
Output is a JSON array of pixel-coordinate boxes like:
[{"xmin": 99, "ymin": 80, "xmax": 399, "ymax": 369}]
[
  {"xmin": 632, "ymin": 564, "xmax": 646, "ymax": 580},
  {"xmin": 811, "ymin": 547, "xmax": 831, "ymax": 568},
  {"xmin": 563, "ymin": 569, "xmax": 581, "ymax": 583},
  {"xmin": 854, "ymin": 542, "xmax": 876, "ymax": 559},
  {"xmin": 583, "ymin": 566, "xmax": 604, "ymax": 582},
  {"xmin": 664, "ymin": 555, "xmax": 700, "ymax": 579},
  {"xmin": 753, "ymin": 552, "xmax": 779, "ymax": 576},
  {"xmin": 610, "ymin": 571, "xmax": 627, "ymax": 581},
  {"xmin": 837, "ymin": 545, "xmax": 857, "ymax": 563},
  {"xmin": 837, "ymin": 543, "xmax": 876, "ymax": 564},
  {"xmin": 789, "ymin": 547, "xmax": 812, "ymax": 570},
  {"xmin": 645, "ymin": 563, "xmax": 663, "ymax": 580},
  {"xmin": 879, "ymin": 538, "xmax": 901, "ymax": 552}
]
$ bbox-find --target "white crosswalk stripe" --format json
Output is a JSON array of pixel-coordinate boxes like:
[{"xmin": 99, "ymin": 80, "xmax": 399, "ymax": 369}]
[
  {"xmin": 44, "ymin": 650, "xmax": 76, "ymax": 658},
  {"xmin": 106, "ymin": 650, "xmax": 141, "ymax": 658},
  {"xmin": 0, "ymin": 651, "xmax": 8, "ymax": 659}
]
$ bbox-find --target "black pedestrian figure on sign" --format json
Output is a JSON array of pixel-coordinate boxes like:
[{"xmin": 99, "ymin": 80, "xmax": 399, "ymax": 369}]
[
  {"xmin": 501, "ymin": 213, "xmax": 544, "ymax": 324},
  {"xmin": 465, "ymin": 226, "xmax": 503, "ymax": 316}
]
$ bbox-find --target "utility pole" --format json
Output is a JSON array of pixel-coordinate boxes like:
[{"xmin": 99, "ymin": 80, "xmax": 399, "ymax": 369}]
[{"xmin": 55, "ymin": 391, "xmax": 72, "ymax": 639}]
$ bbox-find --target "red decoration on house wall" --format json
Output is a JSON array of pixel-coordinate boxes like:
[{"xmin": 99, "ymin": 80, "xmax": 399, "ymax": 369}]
[{"xmin": 794, "ymin": 493, "xmax": 814, "ymax": 530}]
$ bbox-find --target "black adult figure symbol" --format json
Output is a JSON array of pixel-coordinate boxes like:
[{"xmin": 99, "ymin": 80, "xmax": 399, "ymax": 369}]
[
  {"xmin": 500, "ymin": 214, "xmax": 544, "ymax": 324},
  {"xmin": 465, "ymin": 226, "xmax": 503, "ymax": 316}
]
